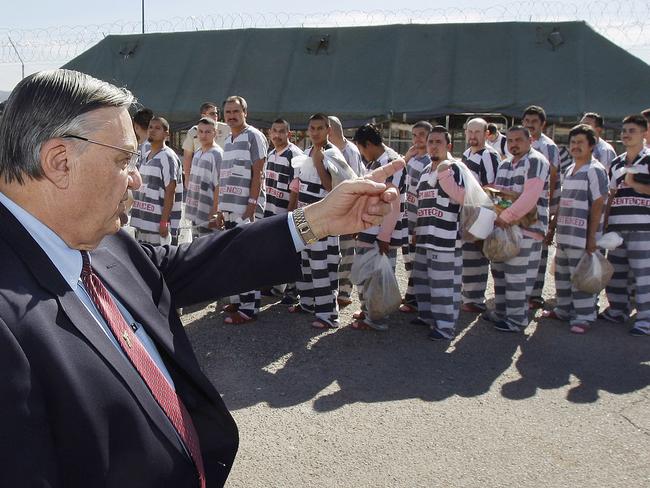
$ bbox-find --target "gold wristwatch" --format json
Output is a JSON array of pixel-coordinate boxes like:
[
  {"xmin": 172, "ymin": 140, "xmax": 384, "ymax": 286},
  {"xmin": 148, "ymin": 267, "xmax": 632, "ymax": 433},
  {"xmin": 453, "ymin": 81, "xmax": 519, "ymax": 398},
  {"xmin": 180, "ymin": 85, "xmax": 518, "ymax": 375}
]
[{"xmin": 292, "ymin": 208, "xmax": 318, "ymax": 245}]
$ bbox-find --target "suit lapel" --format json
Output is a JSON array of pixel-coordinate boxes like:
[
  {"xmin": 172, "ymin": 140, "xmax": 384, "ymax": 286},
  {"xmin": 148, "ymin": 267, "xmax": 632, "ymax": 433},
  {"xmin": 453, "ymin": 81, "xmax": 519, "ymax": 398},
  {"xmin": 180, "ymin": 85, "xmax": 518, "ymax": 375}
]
[{"xmin": 0, "ymin": 203, "xmax": 187, "ymax": 457}]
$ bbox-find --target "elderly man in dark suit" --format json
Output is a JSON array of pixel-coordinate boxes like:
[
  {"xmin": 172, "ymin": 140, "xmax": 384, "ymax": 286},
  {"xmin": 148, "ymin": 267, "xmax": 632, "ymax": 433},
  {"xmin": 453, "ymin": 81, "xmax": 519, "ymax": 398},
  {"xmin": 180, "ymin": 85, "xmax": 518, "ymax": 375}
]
[{"xmin": 0, "ymin": 69, "xmax": 402, "ymax": 488}]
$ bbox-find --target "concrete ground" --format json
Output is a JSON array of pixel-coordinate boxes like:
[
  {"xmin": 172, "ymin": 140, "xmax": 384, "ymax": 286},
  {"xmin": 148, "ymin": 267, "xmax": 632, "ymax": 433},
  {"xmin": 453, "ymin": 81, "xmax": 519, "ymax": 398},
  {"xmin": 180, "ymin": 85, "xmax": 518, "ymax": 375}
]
[{"xmin": 182, "ymin": 249, "xmax": 650, "ymax": 487}]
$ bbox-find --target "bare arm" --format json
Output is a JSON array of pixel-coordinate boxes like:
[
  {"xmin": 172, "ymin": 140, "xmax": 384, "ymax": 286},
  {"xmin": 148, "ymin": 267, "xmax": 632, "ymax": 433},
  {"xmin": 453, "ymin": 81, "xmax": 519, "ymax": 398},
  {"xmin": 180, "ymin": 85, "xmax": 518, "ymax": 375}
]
[
  {"xmin": 603, "ymin": 188, "xmax": 617, "ymax": 229},
  {"xmin": 160, "ymin": 181, "xmax": 176, "ymax": 237},
  {"xmin": 242, "ymin": 158, "xmax": 265, "ymax": 221},
  {"xmin": 182, "ymin": 150, "xmax": 193, "ymax": 189},
  {"xmin": 312, "ymin": 148, "xmax": 333, "ymax": 191}
]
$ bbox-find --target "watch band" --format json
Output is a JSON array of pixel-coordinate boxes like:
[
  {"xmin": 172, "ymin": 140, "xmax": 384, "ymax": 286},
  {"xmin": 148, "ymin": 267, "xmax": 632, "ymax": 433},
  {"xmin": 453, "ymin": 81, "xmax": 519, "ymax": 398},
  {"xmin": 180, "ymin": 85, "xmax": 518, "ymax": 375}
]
[{"xmin": 292, "ymin": 208, "xmax": 318, "ymax": 245}]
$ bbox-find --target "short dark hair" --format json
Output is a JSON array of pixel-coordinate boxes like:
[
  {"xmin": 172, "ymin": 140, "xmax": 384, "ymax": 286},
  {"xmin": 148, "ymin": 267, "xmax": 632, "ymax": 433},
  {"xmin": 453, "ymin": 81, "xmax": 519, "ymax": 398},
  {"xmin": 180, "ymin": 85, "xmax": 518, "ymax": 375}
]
[
  {"xmin": 150, "ymin": 116, "xmax": 170, "ymax": 132},
  {"xmin": 430, "ymin": 125, "xmax": 451, "ymax": 145},
  {"xmin": 487, "ymin": 123, "xmax": 498, "ymax": 135},
  {"xmin": 308, "ymin": 113, "xmax": 330, "ymax": 126},
  {"xmin": 272, "ymin": 118, "xmax": 290, "ymax": 131},
  {"xmin": 582, "ymin": 112, "xmax": 603, "ymax": 128},
  {"xmin": 522, "ymin": 105, "xmax": 547, "ymax": 123},
  {"xmin": 224, "ymin": 96, "xmax": 247, "ymax": 112},
  {"xmin": 622, "ymin": 114, "xmax": 648, "ymax": 130},
  {"xmin": 569, "ymin": 124, "xmax": 597, "ymax": 146},
  {"xmin": 353, "ymin": 124, "xmax": 383, "ymax": 147},
  {"xmin": 507, "ymin": 125, "xmax": 531, "ymax": 138},
  {"xmin": 197, "ymin": 117, "xmax": 216, "ymax": 128},
  {"xmin": 132, "ymin": 107, "xmax": 153, "ymax": 130},
  {"xmin": 200, "ymin": 102, "xmax": 217, "ymax": 114},
  {"xmin": 412, "ymin": 120, "xmax": 433, "ymax": 133}
]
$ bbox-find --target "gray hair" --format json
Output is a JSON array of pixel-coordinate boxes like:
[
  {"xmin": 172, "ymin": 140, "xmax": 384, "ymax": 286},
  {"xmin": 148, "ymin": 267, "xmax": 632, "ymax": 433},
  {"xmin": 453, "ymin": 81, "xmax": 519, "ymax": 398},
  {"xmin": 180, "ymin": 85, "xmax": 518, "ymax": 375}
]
[{"xmin": 0, "ymin": 69, "xmax": 134, "ymax": 184}]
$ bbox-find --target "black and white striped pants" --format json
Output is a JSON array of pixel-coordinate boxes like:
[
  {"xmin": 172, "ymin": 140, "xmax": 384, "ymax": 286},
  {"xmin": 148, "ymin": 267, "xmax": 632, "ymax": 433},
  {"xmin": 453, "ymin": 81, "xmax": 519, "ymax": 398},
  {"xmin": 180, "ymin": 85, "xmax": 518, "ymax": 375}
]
[
  {"xmin": 461, "ymin": 241, "xmax": 489, "ymax": 306},
  {"xmin": 552, "ymin": 245, "xmax": 598, "ymax": 326},
  {"xmin": 413, "ymin": 246, "xmax": 462, "ymax": 338},
  {"xmin": 491, "ymin": 237, "xmax": 543, "ymax": 330},
  {"xmin": 338, "ymin": 234, "xmax": 356, "ymax": 299},
  {"xmin": 605, "ymin": 230, "xmax": 650, "ymax": 332},
  {"xmin": 296, "ymin": 236, "xmax": 340, "ymax": 322}
]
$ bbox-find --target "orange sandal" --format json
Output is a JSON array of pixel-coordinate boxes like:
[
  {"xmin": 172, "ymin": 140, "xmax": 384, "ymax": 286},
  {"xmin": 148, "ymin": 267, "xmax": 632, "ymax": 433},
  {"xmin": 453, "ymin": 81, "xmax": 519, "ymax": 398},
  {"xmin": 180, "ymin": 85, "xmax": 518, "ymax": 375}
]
[{"xmin": 224, "ymin": 311, "xmax": 255, "ymax": 325}]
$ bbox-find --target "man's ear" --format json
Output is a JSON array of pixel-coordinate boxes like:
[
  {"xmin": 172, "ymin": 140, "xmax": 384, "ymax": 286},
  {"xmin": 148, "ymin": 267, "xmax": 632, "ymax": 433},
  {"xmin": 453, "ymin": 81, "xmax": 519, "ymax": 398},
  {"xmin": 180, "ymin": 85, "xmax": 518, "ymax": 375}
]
[{"xmin": 40, "ymin": 138, "xmax": 71, "ymax": 189}]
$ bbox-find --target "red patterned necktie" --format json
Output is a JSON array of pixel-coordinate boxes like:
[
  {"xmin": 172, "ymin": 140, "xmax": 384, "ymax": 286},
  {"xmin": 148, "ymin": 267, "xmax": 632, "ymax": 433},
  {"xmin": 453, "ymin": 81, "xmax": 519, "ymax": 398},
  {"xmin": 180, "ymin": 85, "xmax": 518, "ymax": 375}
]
[{"xmin": 80, "ymin": 251, "xmax": 206, "ymax": 488}]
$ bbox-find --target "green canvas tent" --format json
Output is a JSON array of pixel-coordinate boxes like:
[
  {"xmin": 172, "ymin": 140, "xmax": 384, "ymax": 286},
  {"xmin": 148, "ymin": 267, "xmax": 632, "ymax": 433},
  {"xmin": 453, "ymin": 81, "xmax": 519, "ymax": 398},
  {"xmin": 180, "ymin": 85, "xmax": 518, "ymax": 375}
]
[{"xmin": 63, "ymin": 21, "xmax": 650, "ymax": 128}]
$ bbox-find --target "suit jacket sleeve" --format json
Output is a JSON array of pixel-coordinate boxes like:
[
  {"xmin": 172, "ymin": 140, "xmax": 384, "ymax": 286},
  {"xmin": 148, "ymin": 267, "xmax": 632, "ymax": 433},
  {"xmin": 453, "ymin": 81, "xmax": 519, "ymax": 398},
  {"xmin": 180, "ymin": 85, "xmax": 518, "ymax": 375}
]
[
  {"xmin": 138, "ymin": 213, "xmax": 302, "ymax": 308},
  {"xmin": 0, "ymin": 317, "xmax": 59, "ymax": 486}
]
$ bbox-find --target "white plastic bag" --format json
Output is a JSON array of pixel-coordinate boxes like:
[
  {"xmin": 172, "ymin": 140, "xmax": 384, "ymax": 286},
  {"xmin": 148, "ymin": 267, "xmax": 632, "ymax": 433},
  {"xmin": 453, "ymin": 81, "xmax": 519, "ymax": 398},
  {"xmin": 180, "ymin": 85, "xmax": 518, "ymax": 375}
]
[
  {"xmin": 455, "ymin": 161, "xmax": 496, "ymax": 241},
  {"xmin": 350, "ymin": 246, "xmax": 402, "ymax": 321},
  {"xmin": 292, "ymin": 149, "xmax": 356, "ymax": 189},
  {"xmin": 571, "ymin": 251, "xmax": 614, "ymax": 294},
  {"xmin": 323, "ymin": 148, "xmax": 357, "ymax": 187},
  {"xmin": 483, "ymin": 225, "xmax": 522, "ymax": 262},
  {"xmin": 596, "ymin": 232, "xmax": 623, "ymax": 251}
]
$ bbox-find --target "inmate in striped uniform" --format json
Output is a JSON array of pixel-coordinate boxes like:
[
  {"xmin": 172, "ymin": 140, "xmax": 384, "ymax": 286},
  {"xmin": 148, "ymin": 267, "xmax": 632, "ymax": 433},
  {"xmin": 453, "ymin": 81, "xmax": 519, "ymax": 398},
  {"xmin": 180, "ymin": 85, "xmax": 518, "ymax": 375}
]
[
  {"xmin": 338, "ymin": 140, "xmax": 366, "ymax": 303},
  {"xmin": 355, "ymin": 146, "xmax": 407, "ymax": 329},
  {"xmin": 488, "ymin": 148, "xmax": 549, "ymax": 331},
  {"xmin": 413, "ymin": 161, "xmax": 465, "ymax": 339},
  {"xmin": 294, "ymin": 143, "xmax": 342, "ymax": 326},
  {"xmin": 602, "ymin": 148, "xmax": 650, "ymax": 333},
  {"xmin": 402, "ymin": 153, "xmax": 432, "ymax": 308},
  {"xmin": 220, "ymin": 125, "xmax": 268, "ymax": 319},
  {"xmin": 264, "ymin": 143, "xmax": 302, "ymax": 217},
  {"xmin": 592, "ymin": 138, "xmax": 617, "ymax": 173},
  {"xmin": 185, "ymin": 146, "xmax": 223, "ymax": 236},
  {"xmin": 130, "ymin": 146, "xmax": 184, "ymax": 245},
  {"xmin": 530, "ymin": 134, "xmax": 558, "ymax": 304},
  {"xmin": 551, "ymin": 159, "xmax": 609, "ymax": 327},
  {"xmin": 461, "ymin": 145, "xmax": 500, "ymax": 309}
]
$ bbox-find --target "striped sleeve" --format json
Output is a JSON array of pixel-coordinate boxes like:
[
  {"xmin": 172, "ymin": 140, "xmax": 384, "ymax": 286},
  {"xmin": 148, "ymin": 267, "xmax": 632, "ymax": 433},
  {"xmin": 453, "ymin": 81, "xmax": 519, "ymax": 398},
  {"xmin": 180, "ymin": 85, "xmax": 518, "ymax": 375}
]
[
  {"xmin": 250, "ymin": 130, "xmax": 268, "ymax": 162},
  {"xmin": 588, "ymin": 165, "xmax": 609, "ymax": 203}
]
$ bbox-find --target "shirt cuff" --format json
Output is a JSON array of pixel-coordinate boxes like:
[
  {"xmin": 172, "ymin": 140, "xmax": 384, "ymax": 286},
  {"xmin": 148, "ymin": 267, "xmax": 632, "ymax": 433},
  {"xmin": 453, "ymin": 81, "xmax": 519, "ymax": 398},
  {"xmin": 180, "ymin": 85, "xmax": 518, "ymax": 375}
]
[{"xmin": 287, "ymin": 212, "xmax": 306, "ymax": 252}]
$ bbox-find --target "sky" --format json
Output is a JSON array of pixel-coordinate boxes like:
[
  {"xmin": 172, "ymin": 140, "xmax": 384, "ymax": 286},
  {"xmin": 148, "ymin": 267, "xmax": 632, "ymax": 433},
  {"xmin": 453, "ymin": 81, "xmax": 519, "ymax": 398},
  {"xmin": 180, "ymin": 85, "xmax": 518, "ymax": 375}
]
[{"xmin": 1, "ymin": 0, "xmax": 649, "ymax": 92}]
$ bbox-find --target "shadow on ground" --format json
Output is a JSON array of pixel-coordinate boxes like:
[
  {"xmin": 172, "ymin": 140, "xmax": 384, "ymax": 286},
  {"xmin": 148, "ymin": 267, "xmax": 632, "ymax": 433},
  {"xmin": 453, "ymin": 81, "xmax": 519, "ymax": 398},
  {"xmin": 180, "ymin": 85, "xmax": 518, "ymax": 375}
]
[{"xmin": 185, "ymin": 298, "xmax": 650, "ymax": 412}]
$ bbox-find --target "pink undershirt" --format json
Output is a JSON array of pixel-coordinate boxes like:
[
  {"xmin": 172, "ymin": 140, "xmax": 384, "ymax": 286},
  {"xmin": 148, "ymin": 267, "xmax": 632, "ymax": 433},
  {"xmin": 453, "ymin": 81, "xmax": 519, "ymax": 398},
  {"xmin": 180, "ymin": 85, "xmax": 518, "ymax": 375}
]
[{"xmin": 496, "ymin": 177, "xmax": 545, "ymax": 240}]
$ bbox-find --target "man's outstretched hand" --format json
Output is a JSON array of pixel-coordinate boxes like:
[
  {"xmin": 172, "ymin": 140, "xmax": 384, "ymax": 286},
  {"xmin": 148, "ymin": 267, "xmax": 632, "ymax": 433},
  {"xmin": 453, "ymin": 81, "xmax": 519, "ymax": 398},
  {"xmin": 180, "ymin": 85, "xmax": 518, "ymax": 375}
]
[{"xmin": 303, "ymin": 159, "xmax": 405, "ymax": 239}]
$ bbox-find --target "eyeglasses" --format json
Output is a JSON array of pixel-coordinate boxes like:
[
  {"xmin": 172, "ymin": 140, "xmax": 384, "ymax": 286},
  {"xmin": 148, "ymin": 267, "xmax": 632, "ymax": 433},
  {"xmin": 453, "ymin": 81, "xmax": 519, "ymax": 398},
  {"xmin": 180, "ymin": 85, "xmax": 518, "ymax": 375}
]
[{"xmin": 63, "ymin": 134, "xmax": 141, "ymax": 172}]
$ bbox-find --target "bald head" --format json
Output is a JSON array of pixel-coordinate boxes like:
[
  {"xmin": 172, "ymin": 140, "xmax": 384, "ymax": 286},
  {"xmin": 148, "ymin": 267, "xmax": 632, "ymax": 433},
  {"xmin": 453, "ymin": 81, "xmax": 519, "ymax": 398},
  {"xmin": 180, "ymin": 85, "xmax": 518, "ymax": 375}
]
[
  {"xmin": 328, "ymin": 115, "xmax": 345, "ymax": 146},
  {"xmin": 465, "ymin": 118, "xmax": 489, "ymax": 150}
]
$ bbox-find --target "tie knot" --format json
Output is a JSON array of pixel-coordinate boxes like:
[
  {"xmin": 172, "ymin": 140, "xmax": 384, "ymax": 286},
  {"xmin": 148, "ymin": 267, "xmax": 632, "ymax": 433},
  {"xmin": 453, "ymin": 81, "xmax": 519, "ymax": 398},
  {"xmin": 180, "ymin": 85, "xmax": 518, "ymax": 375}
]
[{"xmin": 80, "ymin": 251, "xmax": 92, "ymax": 279}]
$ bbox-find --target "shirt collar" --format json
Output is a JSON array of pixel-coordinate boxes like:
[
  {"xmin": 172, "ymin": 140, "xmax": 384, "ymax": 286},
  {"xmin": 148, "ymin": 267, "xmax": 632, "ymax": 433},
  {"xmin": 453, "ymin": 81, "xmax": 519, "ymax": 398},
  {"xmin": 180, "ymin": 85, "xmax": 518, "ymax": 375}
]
[{"xmin": 0, "ymin": 192, "xmax": 82, "ymax": 290}]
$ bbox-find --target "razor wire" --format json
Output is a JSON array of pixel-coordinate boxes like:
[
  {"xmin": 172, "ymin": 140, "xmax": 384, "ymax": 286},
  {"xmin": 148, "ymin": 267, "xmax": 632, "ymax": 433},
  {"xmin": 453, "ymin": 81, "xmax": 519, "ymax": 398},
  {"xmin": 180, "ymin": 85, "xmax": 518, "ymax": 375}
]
[{"xmin": 1, "ymin": 1, "xmax": 649, "ymax": 64}]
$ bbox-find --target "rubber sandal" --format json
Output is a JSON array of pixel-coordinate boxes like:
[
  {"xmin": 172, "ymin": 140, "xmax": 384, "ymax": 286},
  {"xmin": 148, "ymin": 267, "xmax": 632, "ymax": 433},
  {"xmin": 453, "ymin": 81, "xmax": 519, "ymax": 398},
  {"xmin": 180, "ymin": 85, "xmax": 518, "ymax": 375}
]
[
  {"xmin": 541, "ymin": 310, "xmax": 562, "ymax": 320},
  {"xmin": 224, "ymin": 311, "xmax": 255, "ymax": 325},
  {"xmin": 337, "ymin": 297, "xmax": 353, "ymax": 308},
  {"xmin": 570, "ymin": 324, "xmax": 589, "ymax": 334},
  {"xmin": 222, "ymin": 303, "xmax": 239, "ymax": 313},
  {"xmin": 312, "ymin": 318, "xmax": 338, "ymax": 329},
  {"xmin": 351, "ymin": 319, "xmax": 372, "ymax": 330},
  {"xmin": 529, "ymin": 298, "xmax": 545, "ymax": 310},
  {"xmin": 352, "ymin": 310, "xmax": 366, "ymax": 320},
  {"xmin": 288, "ymin": 304, "xmax": 312, "ymax": 314},
  {"xmin": 399, "ymin": 303, "xmax": 417, "ymax": 313}
]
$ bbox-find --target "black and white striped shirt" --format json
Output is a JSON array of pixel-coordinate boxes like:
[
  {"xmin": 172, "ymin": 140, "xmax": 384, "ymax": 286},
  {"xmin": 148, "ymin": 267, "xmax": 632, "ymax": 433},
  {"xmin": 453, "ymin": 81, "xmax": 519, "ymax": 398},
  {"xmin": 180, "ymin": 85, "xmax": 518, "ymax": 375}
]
[
  {"xmin": 358, "ymin": 146, "xmax": 408, "ymax": 247},
  {"xmin": 130, "ymin": 146, "xmax": 184, "ymax": 235},
  {"xmin": 607, "ymin": 148, "xmax": 650, "ymax": 231},
  {"xmin": 556, "ymin": 159, "xmax": 609, "ymax": 249},
  {"xmin": 405, "ymin": 153, "xmax": 432, "ymax": 232},
  {"xmin": 219, "ymin": 125, "xmax": 268, "ymax": 217},
  {"xmin": 462, "ymin": 145, "xmax": 500, "ymax": 186},
  {"xmin": 415, "ymin": 161, "xmax": 464, "ymax": 251},
  {"xmin": 494, "ymin": 148, "xmax": 550, "ymax": 236},
  {"xmin": 264, "ymin": 143, "xmax": 303, "ymax": 217},
  {"xmin": 185, "ymin": 146, "xmax": 223, "ymax": 227}
]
